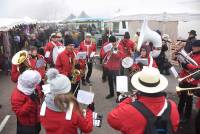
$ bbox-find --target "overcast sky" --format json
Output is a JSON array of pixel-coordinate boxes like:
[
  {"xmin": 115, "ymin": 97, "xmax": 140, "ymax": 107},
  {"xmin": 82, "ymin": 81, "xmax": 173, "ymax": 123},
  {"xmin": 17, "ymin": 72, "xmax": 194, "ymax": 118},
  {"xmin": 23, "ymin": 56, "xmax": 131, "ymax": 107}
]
[{"xmin": 0, "ymin": 0, "xmax": 200, "ymax": 20}]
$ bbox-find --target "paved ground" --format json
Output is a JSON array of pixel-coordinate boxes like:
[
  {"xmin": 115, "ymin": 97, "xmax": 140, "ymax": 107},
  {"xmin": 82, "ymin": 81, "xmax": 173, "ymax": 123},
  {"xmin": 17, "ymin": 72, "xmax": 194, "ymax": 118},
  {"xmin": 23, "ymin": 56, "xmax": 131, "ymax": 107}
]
[{"xmin": 0, "ymin": 63, "xmax": 197, "ymax": 134}]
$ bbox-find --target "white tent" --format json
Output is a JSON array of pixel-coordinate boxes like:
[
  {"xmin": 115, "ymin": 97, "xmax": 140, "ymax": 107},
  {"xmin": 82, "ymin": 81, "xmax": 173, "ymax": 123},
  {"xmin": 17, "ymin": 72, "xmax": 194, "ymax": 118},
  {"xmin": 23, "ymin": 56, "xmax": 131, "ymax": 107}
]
[{"xmin": 0, "ymin": 17, "xmax": 37, "ymax": 31}]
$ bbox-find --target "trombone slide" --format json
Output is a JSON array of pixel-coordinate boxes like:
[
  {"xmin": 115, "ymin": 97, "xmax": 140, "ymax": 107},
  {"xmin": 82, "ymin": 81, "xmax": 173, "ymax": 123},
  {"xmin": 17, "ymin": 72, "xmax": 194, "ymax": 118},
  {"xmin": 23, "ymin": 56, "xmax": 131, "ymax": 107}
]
[{"xmin": 176, "ymin": 86, "xmax": 200, "ymax": 92}]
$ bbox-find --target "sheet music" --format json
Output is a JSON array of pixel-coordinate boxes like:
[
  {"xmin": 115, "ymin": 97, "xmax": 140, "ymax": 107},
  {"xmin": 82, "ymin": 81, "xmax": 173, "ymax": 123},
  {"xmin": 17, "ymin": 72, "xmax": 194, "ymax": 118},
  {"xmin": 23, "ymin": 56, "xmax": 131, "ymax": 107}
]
[
  {"xmin": 116, "ymin": 76, "xmax": 128, "ymax": 93},
  {"xmin": 77, "ymin": 90, "xmax": 94, "ymax": 105},
  {"xmin": 103, "ymin": 43, "xmax": 113, "ymax": 53},
  {"xmin": 76, "ymin": 52, "xmax": 87, "ymax": 60}
]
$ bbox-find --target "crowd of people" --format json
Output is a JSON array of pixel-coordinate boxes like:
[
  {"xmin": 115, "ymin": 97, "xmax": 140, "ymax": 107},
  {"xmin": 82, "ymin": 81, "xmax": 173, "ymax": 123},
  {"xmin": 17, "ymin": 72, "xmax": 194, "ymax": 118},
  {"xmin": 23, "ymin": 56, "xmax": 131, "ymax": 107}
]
[{"xmin": 0, "ymin": 21, "xmax": 199, "ymax": 134}]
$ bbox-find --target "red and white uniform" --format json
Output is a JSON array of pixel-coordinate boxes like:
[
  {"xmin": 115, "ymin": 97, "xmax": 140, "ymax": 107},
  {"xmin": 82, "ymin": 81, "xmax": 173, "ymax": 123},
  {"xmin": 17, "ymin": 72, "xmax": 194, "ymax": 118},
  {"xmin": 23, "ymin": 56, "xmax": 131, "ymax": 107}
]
[
  {"xmin": 44, "ymin": 41, "xmax": 63, "ymax": 64},
  {"xmin": 55, "ymin": 49, "xmax": 75, "ymax": 77},
  {"xmin": 79, "ymin": 40, "xmax": 96, "ymax": 61},
  {"xmin": 40, "ymin": 108, "xmax": 93, "ymax": 134},
  {"xmin": 100, "ymin": 42, "xmax": 109, "ymax": 60},
  {"xmin": 29, "ymin": 54, "xmax": 46, "ymax": 79},
  {"xmin": 119, "ymin": 39, "xmax": 135, "ymax": 57},
  {"xmin": 107, "ymin": 96, "xmax": 180, "ymax": 134},
  {"xmin": 179, "ymin": 52, "xmax": 200, "ymax": 85},
  {"xmin": 103, "ymin": 45, "xmax": 125, "ymax": 71}
]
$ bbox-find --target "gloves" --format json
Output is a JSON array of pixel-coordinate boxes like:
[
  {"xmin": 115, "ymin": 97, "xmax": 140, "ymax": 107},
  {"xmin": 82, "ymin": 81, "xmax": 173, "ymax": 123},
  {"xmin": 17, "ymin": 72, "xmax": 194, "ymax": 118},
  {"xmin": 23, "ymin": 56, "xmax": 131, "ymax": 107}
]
[
  {"xmin": 118, "ymin": 94, "xmax": 128, "ymax": 103},
  {"xmin": 192, "ymin": 70, "xmax": 200, "ymax": 80},
  {"xmin": 87, "ymin": 102, "xmax": 95, "ymax": 112},
  {"xmin": 181, "ymin": 63, "xmax": 188, "ymax": 69},
  {"xmin": 29, "ymin": 92, "xmax": 38, "ymax": 102}
]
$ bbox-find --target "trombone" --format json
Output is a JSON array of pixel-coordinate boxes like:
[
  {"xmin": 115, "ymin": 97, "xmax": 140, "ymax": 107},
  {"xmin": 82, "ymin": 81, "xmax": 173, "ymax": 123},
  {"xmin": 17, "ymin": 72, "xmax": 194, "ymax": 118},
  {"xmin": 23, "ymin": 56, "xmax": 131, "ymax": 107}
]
[{"xmin": 178, "ymin": 69, "xmax": 200, "ymax": 82}]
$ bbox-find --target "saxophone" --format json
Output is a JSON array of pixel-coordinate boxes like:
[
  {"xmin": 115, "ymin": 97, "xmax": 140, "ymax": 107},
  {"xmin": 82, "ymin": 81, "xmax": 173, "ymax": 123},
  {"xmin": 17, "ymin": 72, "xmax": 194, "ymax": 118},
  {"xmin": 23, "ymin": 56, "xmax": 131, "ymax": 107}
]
[{"xmin": 71, "ymin": 51, "xmax": 81, "ymax": 84}]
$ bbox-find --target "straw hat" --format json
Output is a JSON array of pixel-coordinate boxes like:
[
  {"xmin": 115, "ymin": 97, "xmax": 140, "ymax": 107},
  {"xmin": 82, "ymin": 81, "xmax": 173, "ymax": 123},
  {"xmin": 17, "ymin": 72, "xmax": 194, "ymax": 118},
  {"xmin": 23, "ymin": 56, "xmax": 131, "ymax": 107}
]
[{"xmin": 131, "ymin": 66, "xmax": 168, "ymax": 93}]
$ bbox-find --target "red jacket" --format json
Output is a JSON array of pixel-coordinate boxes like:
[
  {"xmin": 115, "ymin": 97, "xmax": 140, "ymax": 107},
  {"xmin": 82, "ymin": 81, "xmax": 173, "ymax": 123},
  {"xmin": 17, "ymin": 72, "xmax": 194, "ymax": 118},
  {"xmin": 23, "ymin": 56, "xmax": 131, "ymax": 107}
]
[
  {"xmin": 40, "ymin": 107, "xmax": 93, "ymax": 134},
  {"xmin": 29, "ymin": 54, "xmax": 46, "ymax": 79},
  {"xmin": 179, "ymin": 52, "xmax": 200, "ymax": 85},
  {"xmin": 100, "ymin": 42, "xmax": 109, "ymax": 59},
  {"xmin": 119, "ymin": 39, "xmax": 135, "ymax": 57},
  {"xmin": 79, "ymin": 40, "xmax": 96, "ymax": 57},
  {"xmin": 107, "ymin": 96, "xmax": 179, "ymax": 134},
  {"xmin": 104, "ymin": 45, "xmax": 125, "ymax": 71},
  {"xmin": 11, "ymin": 88, "xmax": 41, "ymax": 126},
  {"xmin": 11, "ymin": 64, "xmax": 20, "ymax": 83},
  {"xmin": 44, "ymin": 41, "xmax": 63, "ymax": 64},
  {"xmin": 55, "ymin": 49, "xmax": 75, "ymax": 77}
]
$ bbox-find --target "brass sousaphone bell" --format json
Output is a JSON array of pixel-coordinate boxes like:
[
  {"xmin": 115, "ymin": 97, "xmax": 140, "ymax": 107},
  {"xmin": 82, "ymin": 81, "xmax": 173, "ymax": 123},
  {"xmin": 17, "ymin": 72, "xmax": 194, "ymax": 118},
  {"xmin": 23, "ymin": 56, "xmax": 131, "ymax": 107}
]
[{"xmin": 12, "ymin": 50, "xmax": 31, "ymax": 69}]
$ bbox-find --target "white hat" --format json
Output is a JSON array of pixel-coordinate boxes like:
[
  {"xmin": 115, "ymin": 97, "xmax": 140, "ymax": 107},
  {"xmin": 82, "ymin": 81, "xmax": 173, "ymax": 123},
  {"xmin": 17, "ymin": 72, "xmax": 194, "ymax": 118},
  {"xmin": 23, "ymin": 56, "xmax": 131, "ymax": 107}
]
[
  {"xmin": 48, "ymin": 74, "xmax": 71, "ymax": 95},
  {"xmin": 86, "ymin": 33, "xmax": 91, "ymax": 37},
  {"xmin": 131, "ymin": 66, "xmax": 168, "ymax": 93},
  {"xmin": 17, "ymin": 70, "xmax": 41, "ymax": 95},
  {"xmin": 46, "ymin": 68, "xmax": 59, "ymax": 83},
  {"xmin": 122, "ymin": 57, "xmax": 133, "ymax": 68}
]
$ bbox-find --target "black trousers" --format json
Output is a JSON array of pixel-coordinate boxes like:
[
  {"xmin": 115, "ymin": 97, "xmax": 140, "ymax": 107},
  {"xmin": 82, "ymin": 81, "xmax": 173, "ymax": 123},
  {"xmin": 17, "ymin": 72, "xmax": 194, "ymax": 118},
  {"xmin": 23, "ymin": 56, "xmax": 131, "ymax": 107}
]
[
  {"xmin": 17, "ymin": 121, "xmax": 41, "ymax": 134},
  {"xmin": 178, "ymin": 82, "xmax": 196, "ymax": 120},
  {"xmin": 106, "ymin": 69, "xmax": 119, "ymax": 95},
  {"xmin": 71, "ymin": 81, "xmax": 80, "ymax": 97},
  {"xmin": 82, "ymin": 62, "xmax": 93, "ymax": 81},
  {"xmin": 195, "ymin": 110, "xmax": 200, "ymax": 134},
  {"xmin": 102, "ymin": 66, "xmax": 107, "ymax": 81}
]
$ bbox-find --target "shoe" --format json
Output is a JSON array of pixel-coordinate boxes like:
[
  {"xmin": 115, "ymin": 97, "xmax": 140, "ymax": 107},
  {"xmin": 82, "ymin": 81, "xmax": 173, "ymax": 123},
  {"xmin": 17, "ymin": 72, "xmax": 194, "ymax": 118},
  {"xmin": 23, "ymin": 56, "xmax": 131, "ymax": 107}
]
[
  {"xmin": 102, "ymin": 78, "xmax": 107, "ymax": 83},
  {"xmin": 86, "ymin": 79, "xmax": 91, "ymax": 83},
  {"xmin": 82, "ymin": 80, "xmax": 87, "ymax": 86},
  {"xmin": 106, "ymin": 94, "xmax": 114, "ymax": 99}
]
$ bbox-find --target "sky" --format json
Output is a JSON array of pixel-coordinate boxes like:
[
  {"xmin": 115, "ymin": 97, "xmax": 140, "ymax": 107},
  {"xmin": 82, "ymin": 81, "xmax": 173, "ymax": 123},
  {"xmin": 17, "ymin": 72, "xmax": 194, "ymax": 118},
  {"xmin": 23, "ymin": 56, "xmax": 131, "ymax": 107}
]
[{"xmin": 0, "ymin": 0, "xmax": 200, "ymax": 20}]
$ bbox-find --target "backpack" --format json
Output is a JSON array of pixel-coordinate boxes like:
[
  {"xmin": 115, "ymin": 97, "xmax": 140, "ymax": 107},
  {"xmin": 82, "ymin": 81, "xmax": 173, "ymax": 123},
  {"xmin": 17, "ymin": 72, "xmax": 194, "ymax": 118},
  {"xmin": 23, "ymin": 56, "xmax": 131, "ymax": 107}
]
[{"xmin": 132, "ymin": 100, "xmax": 173, "ymax": 134}]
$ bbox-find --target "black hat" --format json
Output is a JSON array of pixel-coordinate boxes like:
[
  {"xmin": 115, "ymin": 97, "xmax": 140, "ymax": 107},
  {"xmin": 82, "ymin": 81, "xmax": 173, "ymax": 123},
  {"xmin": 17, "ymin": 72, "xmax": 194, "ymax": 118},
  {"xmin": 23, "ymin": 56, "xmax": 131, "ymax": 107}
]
[
  {"xmin": 109, "ymin": 35, "xmax": 116, "ymax": 43},
  {"xmin": 188, "ymin": 30, "xmax": 197, "ymax": 36},
  {"xmin": 191, "ymin": 40, "xmax": 200, "ymax": 47},
  {"xmin": 64, "ymin": 37, "xmax": 74, "ymax": 46},
  {"xmin": 156, "ymin": 30, "xmax": 161, "ymax": 36},
  {"xmin": 124, "ymin": 32, "xmax": 130, "ymax": 39}
]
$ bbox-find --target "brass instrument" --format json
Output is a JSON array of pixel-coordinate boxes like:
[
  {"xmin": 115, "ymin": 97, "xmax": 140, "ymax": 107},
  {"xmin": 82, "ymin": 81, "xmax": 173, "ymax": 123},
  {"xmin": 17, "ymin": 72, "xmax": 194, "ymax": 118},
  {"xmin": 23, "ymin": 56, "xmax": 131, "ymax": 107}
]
[
  {"xmin": 71, "ymin": 51, "xmax": 81, "ymax": 84},
  {"xmin": 12, "ymin": 50, "xmax": 32, "ymax": 72},
  {"xmin": 176, "ymin": 49, "xmax": 198, "ymax": 66},
  {"xmin": 178, "ymin": 69, "xmax": 200, "ymax": 82},
  {"xmin": 71, "ymin": 68, "xmax": 81, "ymax": 84},
  {"xmin": 176, "ymin": 86, "xmax": 200, "ymax": 92}
]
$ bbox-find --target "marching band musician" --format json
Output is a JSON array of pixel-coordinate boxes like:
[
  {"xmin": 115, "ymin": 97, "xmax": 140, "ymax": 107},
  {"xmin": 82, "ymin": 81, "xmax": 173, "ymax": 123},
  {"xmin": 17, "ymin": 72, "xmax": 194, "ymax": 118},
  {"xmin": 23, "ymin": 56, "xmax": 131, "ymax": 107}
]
[
  {"xmin": 55, "ymin": 37, "xmax": 81, "ymax": 96},
  {"xmin": 119, "ymin": 32, "xmax": 135, "ymax": 57},
  {"xmin": 132, "ymin": 45, "xmax": 157, "ymax": 72},
  {"xmin": 28, "ymin": 46, "xmax": 46, "ymax": 79},
  {"xmin": 40, "ymin": 71, "xmax": 94, "ymax": 134},
  {"xmin": 178, "ymin": 40, "xmax": 200, "ymax": 123},
  {"xmin": 11, "ymin": 47, "xmax": 46, "ymax": 83},
  {"xmin": 11, "ymin": 70, "xmax": 42, "ymax": 134},
  {"xmin": 100, "ymin": 41, "xmax": 109, "ymax": 82},
  {"xmin": 44, "ymin": 33, "xmax": 64, "ymax": 66},
  {"xmin": 103, "ymin": 35, "xmax": 125, "ymax": 100},
  {"xmin": 107, "ymin": 67, "xmax": 179, "ymax": 134},
  {"xmin": 184, "ymin": 30, "xmax": 197, "ymax": 53},
  {"xmin": 79, "ymin": 33, "xmax": 96, "ymax": 85}
]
